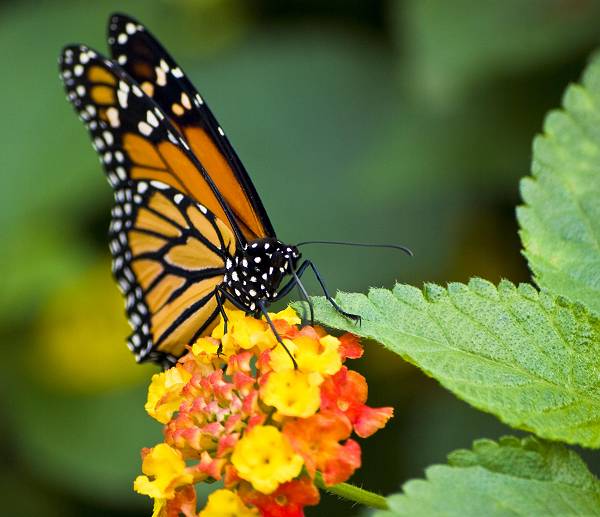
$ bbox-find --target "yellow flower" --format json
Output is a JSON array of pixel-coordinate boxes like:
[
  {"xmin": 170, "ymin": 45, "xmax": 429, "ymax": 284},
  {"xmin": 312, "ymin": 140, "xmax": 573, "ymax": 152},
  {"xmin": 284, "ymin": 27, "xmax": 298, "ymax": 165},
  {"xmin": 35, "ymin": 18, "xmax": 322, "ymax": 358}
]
[
  {"xmin": 213, "ymin": 310, "xmax": 276, "ymax": 352},
  {"xmin": 270, "ymin": 335, "xmax": 342, "ymax": 375},
  {"xmin": 268, "ymin": 306, "xmax": 301, "ymax": 325},
  {"xmin": 150, "ymin": 498, "xmax": 167, "ymax": 517},
  {"xmin": 261, "ymin": 369, "xmax": 322, "ymax": 418},
  {"xmin": 199, "ymin": 489, "xmax": 258, "ymax": 516},
  {"xmin": 145, "ymin": 366, "xmax": 192, "ymax": 424},
  {"xmin": 133, "ymin": 443, "xmax": 193, "ymax": 500},
  {"xmin": 192, "ymin": 336, "xmax": 237, "ymax": 361},
  {"xmin": 231, "ymin": 425, "xmax": 303, "ymax": 494}
]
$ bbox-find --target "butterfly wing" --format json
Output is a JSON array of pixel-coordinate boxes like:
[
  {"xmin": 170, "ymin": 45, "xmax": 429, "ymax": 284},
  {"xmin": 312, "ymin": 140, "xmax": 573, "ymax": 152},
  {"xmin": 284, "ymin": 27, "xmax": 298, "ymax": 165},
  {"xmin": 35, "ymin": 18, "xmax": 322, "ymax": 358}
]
[
  {"xmin": 107, "ymin": 13, "xmax": 275, "ymax": 242},
  {"xmin": 111, "ymin": 181, "xmax": 233, "ymax": 365},
  {"xmin": 59, "ymin": 46, "xmax": 236, "ymax": 364}
]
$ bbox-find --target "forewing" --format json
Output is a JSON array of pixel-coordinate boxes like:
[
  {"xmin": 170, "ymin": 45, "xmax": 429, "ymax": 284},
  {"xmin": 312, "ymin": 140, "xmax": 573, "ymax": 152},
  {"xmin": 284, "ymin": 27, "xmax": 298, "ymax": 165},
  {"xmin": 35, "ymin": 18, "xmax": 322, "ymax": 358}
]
[
  {"xmin": 108, "ymin": 13, "xmax": 275, "ymax": 241},
  {"xmin": 59, "ymin": 44, "xmax": 241, "ymax": 241},
  {"xmin": 110, "ymin": 181, "xmax": 234, "ymax": 364}
]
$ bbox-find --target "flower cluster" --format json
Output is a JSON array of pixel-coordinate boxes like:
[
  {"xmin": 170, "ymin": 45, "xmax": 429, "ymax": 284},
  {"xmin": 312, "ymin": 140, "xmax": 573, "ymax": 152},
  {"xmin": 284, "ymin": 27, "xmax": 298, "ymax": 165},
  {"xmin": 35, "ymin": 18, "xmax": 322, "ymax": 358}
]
[{"xmin": 134, "ymin": 307, "xmax": 393, "ymax": 516}]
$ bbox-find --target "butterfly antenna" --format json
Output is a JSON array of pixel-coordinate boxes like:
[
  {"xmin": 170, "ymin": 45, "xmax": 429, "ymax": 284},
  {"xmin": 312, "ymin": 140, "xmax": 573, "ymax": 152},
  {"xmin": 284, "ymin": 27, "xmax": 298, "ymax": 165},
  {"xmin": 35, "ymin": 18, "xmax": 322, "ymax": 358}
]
[{"xmin": 296, "ymin": 240, "xmax": 413, "ymax": 257}]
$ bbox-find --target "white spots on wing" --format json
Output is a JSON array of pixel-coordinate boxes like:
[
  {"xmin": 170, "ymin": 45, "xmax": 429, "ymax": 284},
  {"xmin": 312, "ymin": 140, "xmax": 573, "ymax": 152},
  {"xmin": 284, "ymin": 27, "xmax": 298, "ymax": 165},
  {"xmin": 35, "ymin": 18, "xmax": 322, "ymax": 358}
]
[
  {"xmin": 180, "ymin": 92, "xmax": 191, "ymax": 110},
  {"xmin": 173, "ymin": 193, "xmax": 184, "ymax": 204},
  {"xmin": 132, "ymin": 85, "xmax": 143, "ymax": 97},
  {"xmin": 137, "ymin": 181, "xmax": 149, "ymax": 194},
  {"xmin": 103, "ymin": 152, "xmax": 112, "ymax": 164},
  {"xmin": 167, "ymin": 131, "xmax": 178, "ymax": 145},
  {"xmin": 160, "ymin": 59, "xmax": 170, "ymax": 72},
  {"xmin": 232, "ymin": 271, "xmax": 239, "ymax": 281},
  {"xmin": 115, "ymin": 151, "xmax": 124, "ymax": 162},
  {"xmin": 150, "ymin": 180, "xmax": 169, "ymax": 190},
  {"xmin": 74, "ymin": 64, "xmax": 84, "ymax": 76},
  {"xmin": 254, "ymin": 256, "xmax": 261, "ymax": 263},
  {"xmin": 85, "ymin": 105, "xmax": 96, "ymax": 116},
  {"xmin": 117, "ymin": 33, "xmax": 128, "ymax": 44},
  {"xmin": 116, "ymin": 166, "xmax": 127, "ymax": 181},
  {"xmin": 218, "ymin": 127, "xmax": 225, "ymax": 136},
  {"xmin": 125, "ymin": 22, "xmax": 137, "ymax": 35},
  {"xmin": 108, "ymin": 172, "xmax": 119, "ymax": 186},
  {"xmin": 146, "ymin": 110, "xmax": 159, "ymax": 128},
  {"xmin": 154, "ymin": 108, "xmax": 165, "ymax": 120},
  {"xmin": 106, "ymin": 107, "xmax": 120, "ymax": 127},
  {"xmin": 117, "ymin": 89, "xmax": 128, "ymax": 108},
  {"xmin": 118, "ymin": 54, "xmax": 127, "ymax": 65},
  {"xmin": 195, "ymin": 93, "xmax": 204, "ymax": 105},
  {"xmin": 172, "ymin": 67, "xmax": 183, "ymax": 78},
  {"xmin": 94, "ymin": 136, "xmax": 105, "ymax": 150},
  {"xmin": 76, "ymin": 85, "xmax": 85, "ymax": 96},
  {"xmin": 197, "ymin": 203, "xmax": 207, "ymax": 214},
  {"xmin": 155, "ymin": 66, "xmax": 167, "ymax": 87},
  {"xmin": 103, "ymin": 130, "xmax": 114, "ymax": 146},
  {"xmin": 249, "ymin": 289, "xmax": 257, "ymax": 297},
  {"xmin": 138, "ymin": 121, "xmax": 153, "ymax": 136},
  {"xmin": 79, "ymin": 51, "xmax": 90, "ymax": 64}
]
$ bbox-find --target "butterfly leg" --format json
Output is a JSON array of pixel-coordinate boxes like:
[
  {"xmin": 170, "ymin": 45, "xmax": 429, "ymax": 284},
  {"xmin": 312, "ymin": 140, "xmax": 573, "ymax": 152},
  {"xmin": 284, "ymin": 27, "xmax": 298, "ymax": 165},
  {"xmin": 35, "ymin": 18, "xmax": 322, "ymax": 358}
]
[
  {"xmin": 215, "ymin": 286, "xmax": 256, "ymax": 355},
  {"xmin": 257, "ymin": 300, "xmax": 298, "ymax": 370},
  {"xmin": 273, "ymin": 260, "xmax": 360, "ymax": 325},
  {"xmin": 300, "ymin": 260, "xmax": 361, "ymax": 325},
  {"xmin": 271, "ymin": 260, "xmax": 314, "ymax": 324},
  {"xmin": 289, "ymin": 260, "xmax": 314, "ymax": 325}
]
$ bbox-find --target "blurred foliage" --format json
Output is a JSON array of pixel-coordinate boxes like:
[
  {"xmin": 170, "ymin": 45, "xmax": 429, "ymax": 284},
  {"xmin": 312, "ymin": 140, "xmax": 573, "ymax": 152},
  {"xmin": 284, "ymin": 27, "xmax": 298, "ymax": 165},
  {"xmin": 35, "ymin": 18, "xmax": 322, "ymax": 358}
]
[{"xmin": 3, "ymin": 0, "xmax": 600, "ymax": 515}]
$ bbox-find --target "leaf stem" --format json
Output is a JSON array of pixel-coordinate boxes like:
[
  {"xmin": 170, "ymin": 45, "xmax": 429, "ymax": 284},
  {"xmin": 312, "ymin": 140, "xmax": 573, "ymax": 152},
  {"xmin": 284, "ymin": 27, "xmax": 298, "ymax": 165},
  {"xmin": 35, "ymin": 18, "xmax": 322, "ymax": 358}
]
[{"xmin": 314, "ymin": 472, "xmax": 388, "ymax": 510}]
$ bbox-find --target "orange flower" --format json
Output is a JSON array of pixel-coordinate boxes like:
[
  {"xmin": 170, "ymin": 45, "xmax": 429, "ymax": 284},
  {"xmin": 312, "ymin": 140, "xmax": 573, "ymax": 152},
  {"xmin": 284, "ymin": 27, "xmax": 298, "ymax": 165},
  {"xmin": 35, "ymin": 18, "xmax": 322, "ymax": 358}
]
[
  {"xmin": 284, "ymin": 412, "xmax": 361, "ymax": 485},
  {"xmin": 320, "ymin": 367, "xmax": 393, "ymax": 438},
  {"xmin": 238, "ymin": 477, "xmax": 320, "ymax": 517}
]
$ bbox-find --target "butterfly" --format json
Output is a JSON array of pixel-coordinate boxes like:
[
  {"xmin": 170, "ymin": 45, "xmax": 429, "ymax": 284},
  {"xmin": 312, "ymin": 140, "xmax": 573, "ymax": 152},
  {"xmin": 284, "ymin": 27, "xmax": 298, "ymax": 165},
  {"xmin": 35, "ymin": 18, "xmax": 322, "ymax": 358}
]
[{"xmin": 59, "ymin": 13, "xmax": 360, "ymax": 368}]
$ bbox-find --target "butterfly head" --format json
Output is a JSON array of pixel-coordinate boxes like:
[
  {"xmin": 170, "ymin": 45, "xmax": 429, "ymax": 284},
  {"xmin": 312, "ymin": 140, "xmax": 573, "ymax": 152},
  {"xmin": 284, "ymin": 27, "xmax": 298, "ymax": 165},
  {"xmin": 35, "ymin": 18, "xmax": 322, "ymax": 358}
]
[{"xmin": 225, "ymin": 239, "xmax": 301, "ymax": 309}]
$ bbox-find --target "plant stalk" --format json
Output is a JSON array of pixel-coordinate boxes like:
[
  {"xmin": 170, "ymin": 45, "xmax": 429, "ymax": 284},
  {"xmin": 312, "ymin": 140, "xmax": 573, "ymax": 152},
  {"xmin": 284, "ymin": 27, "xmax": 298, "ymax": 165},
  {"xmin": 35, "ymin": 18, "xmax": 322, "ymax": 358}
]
[{"xmin": 314, "ymin": 472, "xmax": 388, "ymax": 510}]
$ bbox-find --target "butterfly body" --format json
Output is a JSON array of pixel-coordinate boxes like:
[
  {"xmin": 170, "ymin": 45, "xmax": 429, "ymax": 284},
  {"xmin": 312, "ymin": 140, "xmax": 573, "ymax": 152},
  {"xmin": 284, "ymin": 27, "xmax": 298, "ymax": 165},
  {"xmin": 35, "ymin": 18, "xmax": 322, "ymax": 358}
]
[{"xmin": 224, "ymin": 239, "xmax": 301, "ymax": 311}]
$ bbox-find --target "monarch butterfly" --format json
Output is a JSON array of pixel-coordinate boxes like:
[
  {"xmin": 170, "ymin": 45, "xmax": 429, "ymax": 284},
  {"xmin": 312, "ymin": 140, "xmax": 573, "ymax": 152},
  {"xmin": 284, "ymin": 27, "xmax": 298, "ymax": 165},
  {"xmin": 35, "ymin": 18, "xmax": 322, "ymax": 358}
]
[{"xmin": 58, "ymin": 13, "xmax": 364, "ymax": 368}]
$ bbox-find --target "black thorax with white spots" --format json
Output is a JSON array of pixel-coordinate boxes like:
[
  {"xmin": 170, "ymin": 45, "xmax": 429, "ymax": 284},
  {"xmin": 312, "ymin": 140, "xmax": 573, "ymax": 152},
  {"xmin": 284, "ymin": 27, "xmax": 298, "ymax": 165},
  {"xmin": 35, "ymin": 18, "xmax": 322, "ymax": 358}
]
[{"xmin": 224, "ymin": 239, "xmax": 300, "ymax": 311}]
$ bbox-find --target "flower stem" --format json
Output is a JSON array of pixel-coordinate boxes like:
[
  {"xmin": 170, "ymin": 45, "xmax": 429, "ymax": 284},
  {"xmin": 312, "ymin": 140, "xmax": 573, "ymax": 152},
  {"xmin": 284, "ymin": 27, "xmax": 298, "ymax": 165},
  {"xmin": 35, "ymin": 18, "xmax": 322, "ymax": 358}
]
[{"xmin": 314, "ymin": 472, "xmax": 388, "ymax": 510}]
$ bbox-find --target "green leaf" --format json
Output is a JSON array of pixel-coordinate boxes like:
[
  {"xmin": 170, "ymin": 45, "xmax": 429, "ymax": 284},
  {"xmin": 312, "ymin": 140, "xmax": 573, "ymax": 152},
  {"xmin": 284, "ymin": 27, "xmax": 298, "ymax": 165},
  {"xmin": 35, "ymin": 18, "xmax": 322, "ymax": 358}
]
[
  {"xmin": 518, "ymin": 54, "xmax": 600, "ymax": 315},
  {"xmin": 375, "ymin": 436, "xmax": 600, "ymax": 516},
  {"xmin": 302, "ymin": 279, "xmax": 600, "ymax": 447}
]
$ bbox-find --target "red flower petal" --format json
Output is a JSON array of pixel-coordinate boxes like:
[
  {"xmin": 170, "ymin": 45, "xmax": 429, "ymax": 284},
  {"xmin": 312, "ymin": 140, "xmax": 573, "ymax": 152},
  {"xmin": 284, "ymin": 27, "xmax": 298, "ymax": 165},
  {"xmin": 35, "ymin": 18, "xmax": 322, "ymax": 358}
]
[
  {"xmin": 338, "ymin": 333, "xmax": 363, "ymax": 360},
  {"xmin": 239, "ymin": 477, "xmax": 320, "ymax": 517}
]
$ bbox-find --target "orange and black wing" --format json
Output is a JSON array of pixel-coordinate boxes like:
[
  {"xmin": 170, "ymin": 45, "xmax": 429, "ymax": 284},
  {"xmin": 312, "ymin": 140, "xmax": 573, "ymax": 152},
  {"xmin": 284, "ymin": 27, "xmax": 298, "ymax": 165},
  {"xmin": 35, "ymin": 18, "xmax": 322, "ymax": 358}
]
[
  {"xmin": 110, "ymin": 181, "xmax": 234, "ymax": 365},
  {"xmin": 59, "ymin": 46, "xmax": 236, "ymax": 365},
  {"xmin": 107, "ymin": 13, "xmax": 275, "ymax": 242}
]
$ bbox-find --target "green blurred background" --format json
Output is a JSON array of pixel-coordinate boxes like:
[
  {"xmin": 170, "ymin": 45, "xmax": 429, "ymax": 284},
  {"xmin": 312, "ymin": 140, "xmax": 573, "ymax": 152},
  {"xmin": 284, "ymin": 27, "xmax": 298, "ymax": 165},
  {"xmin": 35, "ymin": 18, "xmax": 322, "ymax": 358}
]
[{"xmin": 3, "ymin": 0, "xmax": 600, "ymax": 515}]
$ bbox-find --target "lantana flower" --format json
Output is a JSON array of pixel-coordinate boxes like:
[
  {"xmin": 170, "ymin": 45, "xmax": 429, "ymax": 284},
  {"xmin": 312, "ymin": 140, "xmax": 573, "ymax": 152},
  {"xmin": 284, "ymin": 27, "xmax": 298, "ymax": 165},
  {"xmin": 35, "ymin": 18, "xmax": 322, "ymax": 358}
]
[{"xmin": 134, "ymin": 307, "xmax": 393, "ymax": 516}]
